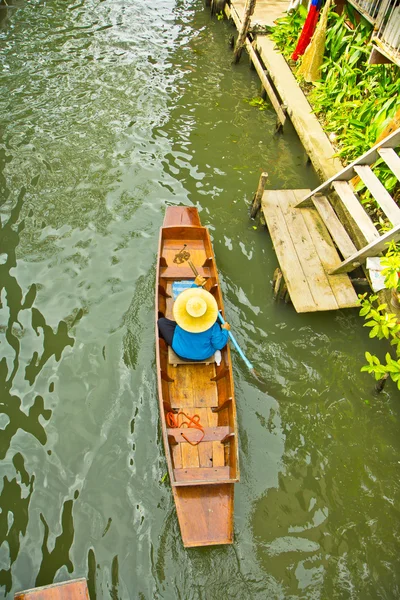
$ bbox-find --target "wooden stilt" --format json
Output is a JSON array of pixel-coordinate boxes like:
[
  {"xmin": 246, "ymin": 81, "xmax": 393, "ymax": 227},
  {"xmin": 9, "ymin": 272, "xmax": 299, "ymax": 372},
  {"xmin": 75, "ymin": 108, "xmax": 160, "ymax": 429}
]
[
  {"xmin": 375, "ymin": 372, "xmax": 389, "ymax": 392},
  {"xmin": 250, "ymin": 171, "xmax": 268, "ymax": 218},
  {"xmin": 233, "ymin": 0, "xmax": 257, "ymax": 64},
  {"xmin": 272, "ymin": 267, "xmax": 290, "ymax": 303}
]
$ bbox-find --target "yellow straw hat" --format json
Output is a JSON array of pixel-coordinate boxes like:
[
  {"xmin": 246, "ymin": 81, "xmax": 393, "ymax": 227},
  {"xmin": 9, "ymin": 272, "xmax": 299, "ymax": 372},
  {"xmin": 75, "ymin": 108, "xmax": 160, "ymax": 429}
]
[{"xmin": 173, "ymin": 287, "xmax": 218, "ymax": 333}]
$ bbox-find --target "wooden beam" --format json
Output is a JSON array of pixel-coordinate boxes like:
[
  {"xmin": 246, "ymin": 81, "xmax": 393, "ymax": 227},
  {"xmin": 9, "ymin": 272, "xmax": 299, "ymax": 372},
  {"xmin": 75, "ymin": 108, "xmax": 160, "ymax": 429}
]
[
  {"xmin": 233, "ymin": 0, "xmax": 256, "ymax": 63},
  {"xmin": 353, "ymin": 165, "xmax": 400, "ymax": 226},
  {"xmin": 296, "ymin": 128, "xmax": 400, "ymax": 205},
  {"xmin": 250, "ymin": 171, "xmax": 269, "ymax": 218},
  {"xmin": 378, "ymin": 147, "xmax": 400, "ymax": 180},
  {"xmin": 329, "ymin": 224, "xmax": 400, "ymax": 274},
  {"xmin": 247, "ymin": 40, "xmax": 286, "ymax": 129}
]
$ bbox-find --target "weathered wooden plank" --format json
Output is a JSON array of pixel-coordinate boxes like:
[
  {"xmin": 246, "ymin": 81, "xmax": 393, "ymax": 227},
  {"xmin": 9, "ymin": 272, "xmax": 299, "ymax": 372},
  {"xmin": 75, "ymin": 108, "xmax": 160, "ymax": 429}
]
[
  {"xmin": 168, "ymin": 346, "xmax": 215, "ymax": 366},
  {"xmin": 297, "ymin": 128, "xmax": 400, "ymax": 203},
  {"xmin": 262, "ymin": 191, "xmax": 317, "ymax": 312},
  {"xmin": 168, "ymin": 365, "xmax": 194, "ymax": 408},
  {"xmin": 329, "ymin": 224, "xmax": 400, "ymax": 274},
  {"xmin": 277, "ymin": 190, "xmax": 339, "ymax": 311},
  {"xmin": 212, "ymin": 441, "xmax": 225, "ymax": 467},
  {"xmin": 245, "ymin": 39, "xmax": 286, "ymax": 126},
  {"xmin": 181, "ymin": 439, "xmax": 200, "ymax": 469},
  {"xmin": 332, "ymin": 181, "xmax": 379, "ymax": 244},
  {"xmin": 14, "ymin": 580, "xmax": 89, "ymax": 600},
  {"xmin": 171, "ymin": 441, "xmax": 182, "ymax": 469},
  {"xmin": 353, "ymin": 165, "xmax": 400, "ymax": 225},
  {"xmin": 192, "ymin": 365, "xmax": 219, "ymax": 408},
  {"xmin": 311, "ymin": 194, "xmax": 357, "ymax": 259},
  {"xmin": 195, "ymin": 407, "xmax": 213, "ymax": 468},
  {"xmin": 378, "ymin": 147, "xmax": 400, "ymax": 180},
  {"xmin": 160, "ymin": 266, "xmax": 210, "ymax": 279},
  {"xmin": 167, "ymin": 426, "xmax": 230, "ymax": 444},
  {"xmin": 292, "ymin": 192, "xmax": 359, "ymax": 308},
  {"xmin": 173, "ymin": 466, "xmax": 230, "ymax": 483}
]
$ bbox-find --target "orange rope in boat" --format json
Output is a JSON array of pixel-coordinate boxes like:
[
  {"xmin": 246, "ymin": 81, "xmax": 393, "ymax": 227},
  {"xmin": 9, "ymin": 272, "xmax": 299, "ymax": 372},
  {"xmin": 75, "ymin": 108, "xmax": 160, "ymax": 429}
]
[{"xmin": 166, "ymin": 411, "xmax": 205, "ymax": 446}]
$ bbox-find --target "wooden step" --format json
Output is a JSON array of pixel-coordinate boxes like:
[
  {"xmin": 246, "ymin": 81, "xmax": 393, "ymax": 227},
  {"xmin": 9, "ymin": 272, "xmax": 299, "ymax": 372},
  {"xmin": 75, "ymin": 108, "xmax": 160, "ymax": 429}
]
[
  {"xmin": 332, "ymin": 180, "xmax": 379, "ymax": 244},
  {"xmin": 329, "ymin": 223, "xmax": 400, "ymax": 274},
  {"xmin": 353, "ymin": 164, "xmax": 400, "ymax": 226},
  {"xmin": 168, "ymin": 346, "xmax": 215, "ymax": 366},
  {"xmin": 173, "ymin": 466, "xmax": 232, "ymax": 486},
  {"xmin": 378, "ymin": 147, "xmax": 400, "ymax": 180},
  {"xmin": 160, "ymin": 266, "xmax": 210, "ymax": 279},
  {"xmin": 167, "ymin": 426, "xmax": 230, "ymax": 444},
  {"xmin": 311, "ymin": 194, "xmax": 357, "ymax": 259}
]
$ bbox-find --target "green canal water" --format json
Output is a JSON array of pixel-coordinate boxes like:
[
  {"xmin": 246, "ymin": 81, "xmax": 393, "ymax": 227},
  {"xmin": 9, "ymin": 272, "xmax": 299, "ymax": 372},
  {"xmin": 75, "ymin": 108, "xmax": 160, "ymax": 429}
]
[{"xmin": 1, "ymin": 0, "xmax": 400, "ymax": 598}]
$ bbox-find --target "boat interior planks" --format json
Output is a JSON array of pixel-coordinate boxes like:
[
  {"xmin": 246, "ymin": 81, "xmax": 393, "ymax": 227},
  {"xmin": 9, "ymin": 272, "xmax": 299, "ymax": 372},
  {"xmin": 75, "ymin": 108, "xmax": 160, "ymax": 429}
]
[
  {"xmin": 14, "ymin": 579, "xmax": 89, "ymax": 600},
  {"xmin": 156, "ymin": 206, "xmax": 239, "ymax": 547}
]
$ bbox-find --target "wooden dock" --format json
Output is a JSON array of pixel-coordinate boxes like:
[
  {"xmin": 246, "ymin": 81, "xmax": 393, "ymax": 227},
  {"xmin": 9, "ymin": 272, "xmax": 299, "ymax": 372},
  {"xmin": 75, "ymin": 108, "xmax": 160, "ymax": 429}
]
[
  {"xmin": 225, "ymin": 0, "xmax": 344, "ymax": 181},
  {"xmin": 262, "ymin": 189, "xmax": 359, "ymax": 312},
  {"xmin": 14, "ymin": 579, "xmax": 89, "ymax": 600},
  {"xmin": 230, "ymin": 0, "xmax": 288, "ymax": 28}
]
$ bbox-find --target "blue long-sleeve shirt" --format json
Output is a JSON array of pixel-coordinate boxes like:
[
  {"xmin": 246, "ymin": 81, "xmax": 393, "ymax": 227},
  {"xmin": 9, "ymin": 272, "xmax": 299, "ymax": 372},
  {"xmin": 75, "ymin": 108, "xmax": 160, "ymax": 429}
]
[{"xmin": 172, "ymin": 321, "xmax": 229, "ymax": 361}]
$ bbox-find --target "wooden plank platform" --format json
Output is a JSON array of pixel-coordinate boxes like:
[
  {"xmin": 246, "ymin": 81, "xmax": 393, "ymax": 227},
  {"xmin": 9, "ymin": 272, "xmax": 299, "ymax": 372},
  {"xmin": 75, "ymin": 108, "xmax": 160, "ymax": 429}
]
[
  {"xmin": 230, "ymin": 0, "xmax": 288, "ymax": 28},
  {"xmin": 262, "ymin": 189, "xmax": 359, "ymax": 313}
]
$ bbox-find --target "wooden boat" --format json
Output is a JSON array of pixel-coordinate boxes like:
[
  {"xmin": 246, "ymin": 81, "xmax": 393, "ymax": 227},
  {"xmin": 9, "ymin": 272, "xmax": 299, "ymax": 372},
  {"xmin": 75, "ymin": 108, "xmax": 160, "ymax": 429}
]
[
  {"xmin": 155, "ymin": 206, "xmax": 240, "ymax": 547},
  {"xmin": 14, "ymin": 579, "xmax": 89, "ymax": 600}
]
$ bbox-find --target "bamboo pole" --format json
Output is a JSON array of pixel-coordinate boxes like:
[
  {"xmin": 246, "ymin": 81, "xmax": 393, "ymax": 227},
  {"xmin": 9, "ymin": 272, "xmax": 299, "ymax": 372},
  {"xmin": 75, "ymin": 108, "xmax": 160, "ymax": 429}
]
[
  {"xmin": 233, "ymin": 0, "xmax": 257, "ymax": 63},
  {"xmin": 250, "ymin": 171, "xmax": 268, "ymax": 218}
]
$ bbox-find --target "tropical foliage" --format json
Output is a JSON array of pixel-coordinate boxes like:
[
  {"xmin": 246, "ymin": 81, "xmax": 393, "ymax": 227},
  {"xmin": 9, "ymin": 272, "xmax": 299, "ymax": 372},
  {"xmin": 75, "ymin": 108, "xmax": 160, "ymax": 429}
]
[
  {"xmin": 358, "ymin": 241, "xmax": 400, "ymax": 390},
  {"xmin": 270, "ymin": 4, "xmax": 400, "ymax": 207}
]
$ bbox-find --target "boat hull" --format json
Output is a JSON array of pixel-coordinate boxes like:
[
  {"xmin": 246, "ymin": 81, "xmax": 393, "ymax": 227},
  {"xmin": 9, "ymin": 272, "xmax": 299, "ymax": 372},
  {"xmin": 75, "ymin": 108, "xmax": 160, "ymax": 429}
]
[{"xmin": 155, "ymin": 207, "xmax": 239, "ymax": 547}]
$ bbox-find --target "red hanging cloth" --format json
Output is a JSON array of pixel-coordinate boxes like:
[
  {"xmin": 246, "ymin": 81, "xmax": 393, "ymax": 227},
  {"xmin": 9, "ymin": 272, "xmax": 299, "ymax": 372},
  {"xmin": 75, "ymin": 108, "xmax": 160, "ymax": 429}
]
[{"xmin": 292, "ymin": 0, "xmax": 321, "ymax": 61}]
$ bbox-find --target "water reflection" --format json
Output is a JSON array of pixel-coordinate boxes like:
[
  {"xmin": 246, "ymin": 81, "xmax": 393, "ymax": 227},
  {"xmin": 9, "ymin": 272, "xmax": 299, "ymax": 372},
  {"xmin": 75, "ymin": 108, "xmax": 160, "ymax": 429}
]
[{"xmin": 0, "ymin": 454, "xmax": 34, "ymax": 594}]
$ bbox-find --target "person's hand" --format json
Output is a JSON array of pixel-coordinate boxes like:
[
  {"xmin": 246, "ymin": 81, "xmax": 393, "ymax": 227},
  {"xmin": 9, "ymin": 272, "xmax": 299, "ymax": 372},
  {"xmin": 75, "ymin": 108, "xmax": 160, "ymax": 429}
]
[
  {"xmin": 221, "ymin": 322, "xmax": 230, "ymax": 330},
  {"xmin": 194, "ymin": 275, "xmax": 206, "ymax": 287}
]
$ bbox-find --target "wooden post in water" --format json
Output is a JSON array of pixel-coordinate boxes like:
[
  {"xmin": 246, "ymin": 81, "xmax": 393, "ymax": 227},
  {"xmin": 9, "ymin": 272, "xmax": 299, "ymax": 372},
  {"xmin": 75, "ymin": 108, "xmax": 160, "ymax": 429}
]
[
  {"xmin": 250, "ymin": 171, "xmax": 268, "ymax": 218},
  {"xmin": 211, "ymin": 0, "xmax": 226, "ymax": 16},
  {"xmin": 233, "ymin": 0, "xmax": 257, "ymax": 63}
]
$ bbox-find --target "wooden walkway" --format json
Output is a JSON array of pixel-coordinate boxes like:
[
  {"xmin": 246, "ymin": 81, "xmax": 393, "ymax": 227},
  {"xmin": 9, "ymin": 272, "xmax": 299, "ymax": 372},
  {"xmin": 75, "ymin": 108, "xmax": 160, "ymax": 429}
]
[
  {"xmin": 230, "ymin": 0, "xmax": 288, "ymax": 28},
  {"xmin": 262, "ymin": 189, "xmax": 359, "ymax": 312}
]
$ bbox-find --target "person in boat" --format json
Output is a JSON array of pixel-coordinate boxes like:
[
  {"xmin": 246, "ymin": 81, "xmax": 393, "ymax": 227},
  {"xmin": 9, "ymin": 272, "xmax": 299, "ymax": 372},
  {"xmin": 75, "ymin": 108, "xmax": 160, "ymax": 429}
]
[{"xmin": 158, "ymin": 275, "xmax": 230, "ymax": 362}]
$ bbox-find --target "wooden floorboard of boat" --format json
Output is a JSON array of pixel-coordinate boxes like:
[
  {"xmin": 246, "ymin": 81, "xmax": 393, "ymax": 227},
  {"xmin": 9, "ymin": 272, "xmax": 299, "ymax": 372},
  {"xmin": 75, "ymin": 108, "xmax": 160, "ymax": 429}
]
[
  {"xmin": 173, "ymin": 484, "xmax": 234, "ymax": 547},
  {"xmin": 157, "ymin": 206, "xmax": 239, "ymax": 548}
]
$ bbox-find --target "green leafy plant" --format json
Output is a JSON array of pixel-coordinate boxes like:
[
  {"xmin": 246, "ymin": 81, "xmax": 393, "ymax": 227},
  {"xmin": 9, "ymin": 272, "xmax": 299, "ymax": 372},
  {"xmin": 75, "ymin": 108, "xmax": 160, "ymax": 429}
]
[
  {"xmin": 270, "ymin": 4, "xmax": 400, "ymax": 203},
  {"xmin": 244, "ymin": 96, "xmax": 269, "ymax": 111},
  {"xmin": 217, "ymin": 11, "xmax": 224, "ymax": 21},
  {"xmin": 358, "ymin": 243, "xmax": 400, "ymax": 390},
  {"xmin": 380, "ymin": 240, "xmax": 400, "ymax": 292}
]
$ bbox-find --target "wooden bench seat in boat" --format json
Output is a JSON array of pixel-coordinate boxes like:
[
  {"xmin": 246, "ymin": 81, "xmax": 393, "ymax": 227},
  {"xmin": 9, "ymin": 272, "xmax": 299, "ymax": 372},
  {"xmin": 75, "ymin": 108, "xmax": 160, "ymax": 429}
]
[
  {"xmin": 173, "ymin": 466, "xmax": 237, "ymax": 485},
  {"xmin": 167, "ymin": 426, "xmax": 232, "ymax": 444},
  {"xmin": 168, "ymin": 346, "xmax": 216, "ymax": 366}
]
